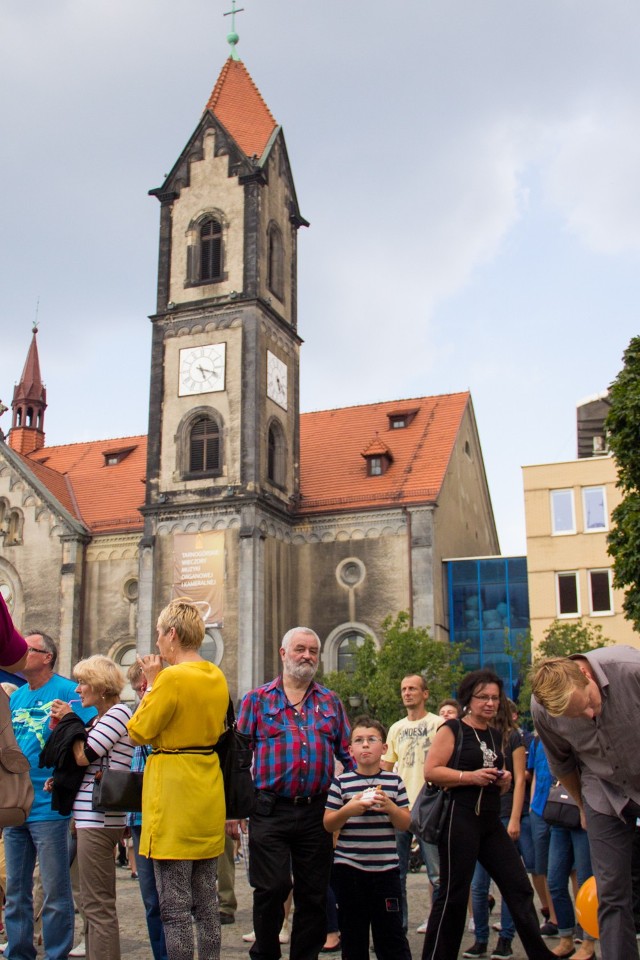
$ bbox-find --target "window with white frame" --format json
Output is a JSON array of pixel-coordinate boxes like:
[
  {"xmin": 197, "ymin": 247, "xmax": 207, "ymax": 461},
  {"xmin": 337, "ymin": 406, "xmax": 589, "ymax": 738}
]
[
  {"xmin": 551, "ymin": 489, "xmax": 576, "ymax": 535},
  {"xmin": 589, "ymin": 569, "xmax": 613, "ymax": 614},
  {"xmin": 556, "ymin": 572, "xmax": 580, "ymax": 616},
  {"xmin": 583, "ymin": 487, "xmax": 607, "ymax": 532}
]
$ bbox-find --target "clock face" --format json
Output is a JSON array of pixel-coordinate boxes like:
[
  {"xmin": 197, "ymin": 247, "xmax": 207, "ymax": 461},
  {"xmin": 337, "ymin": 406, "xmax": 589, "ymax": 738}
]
[
  {"xmin": 179, "ymin": 344, "xmax": 226, "ymax": 397},
  {"xmin": 267, "ymin": 351, "xmax": 288, "ymax": 410}
]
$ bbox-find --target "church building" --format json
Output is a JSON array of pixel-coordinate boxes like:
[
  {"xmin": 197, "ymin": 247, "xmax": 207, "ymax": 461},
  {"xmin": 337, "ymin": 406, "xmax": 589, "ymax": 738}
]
[{"xmin": 0, "ymin": 51, "xmax": 499, "ymax": 697}]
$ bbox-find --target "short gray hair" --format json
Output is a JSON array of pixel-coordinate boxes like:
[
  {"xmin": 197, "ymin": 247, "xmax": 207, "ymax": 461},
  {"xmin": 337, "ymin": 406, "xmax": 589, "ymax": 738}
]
[
  {"xmin": 24, "ymin": 630, "xmax": 58, "ymax": 670},
  {"xmin": 280, "ymin": 627, "xmax": 321, "ymax": 653}
]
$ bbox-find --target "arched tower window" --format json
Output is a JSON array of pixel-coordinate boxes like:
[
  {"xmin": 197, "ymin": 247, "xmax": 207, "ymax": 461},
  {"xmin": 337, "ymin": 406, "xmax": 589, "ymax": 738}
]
[
  {"xmin": 267, "ymin": 420, "xmax": 286, "ymax": 488},
  {"xmin": 267, "ymin": 222, "xmax": 284, "ymax": 301},
  {"xmin": 200, "ymin": 219, "xmax": 222, "ymax": 282},
  {"xmin": 190, "ymin": 416, "xmax": 221, "ymax": 474}
]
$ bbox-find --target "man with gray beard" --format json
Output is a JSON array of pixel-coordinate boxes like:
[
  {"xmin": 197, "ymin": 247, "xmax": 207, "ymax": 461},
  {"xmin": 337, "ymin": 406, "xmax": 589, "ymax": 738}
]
[{"xmin": 233, "ymin": 627, "xmax": 351, "ymax": 960}]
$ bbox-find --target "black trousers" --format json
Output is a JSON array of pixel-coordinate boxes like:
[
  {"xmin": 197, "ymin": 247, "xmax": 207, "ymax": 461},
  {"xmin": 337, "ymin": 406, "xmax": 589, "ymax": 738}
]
[
  {"xmin": 331, "ymin": 863, "xmax": 411, "ymax": 960},
  {"xmin": 421, "ymin": 798, "xmax": 556, "ymax": 960},
  {"xmin": 248, "ymin": 796, "xmax": 333, "ymax": 960}
]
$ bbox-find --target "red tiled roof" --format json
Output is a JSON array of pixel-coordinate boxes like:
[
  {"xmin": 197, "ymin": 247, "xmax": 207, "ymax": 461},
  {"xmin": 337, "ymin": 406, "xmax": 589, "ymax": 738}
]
[
  {"xmin": 13, "ymin": 327, "xmax": 45, "ymax": 406},
  {"xmin": 361, "ymin": 434, "xmax": 392, "ymax": 458},
  {"xmin": 204, "ymin": 58, "xmax": 277, "ymax": 158},
  {"xmin": 26, "ymin": 436, "xmax": 147, "ymax": 534},
  {"xmin": 15, "ymin": 393, "xmax": 468, "ymax": 531},
  {"xmin": 299, "ymin": 393, "xmax": 470, "ymax": 514}
]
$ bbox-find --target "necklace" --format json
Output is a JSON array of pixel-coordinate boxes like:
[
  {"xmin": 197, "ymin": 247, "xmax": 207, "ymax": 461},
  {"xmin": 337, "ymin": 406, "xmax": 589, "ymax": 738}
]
[
  {"xmin": 359, "ymin": 771, "xmax": 382, "ymax": 786},
  {"xmin": 467, "ymin": 722, "xmax": 498, "ymax": 767}
]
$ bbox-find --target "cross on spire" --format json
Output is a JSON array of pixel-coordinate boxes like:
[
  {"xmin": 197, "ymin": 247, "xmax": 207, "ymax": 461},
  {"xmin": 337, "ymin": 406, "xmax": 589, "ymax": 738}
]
[{"xmin": 224, "ymin": 0, "xmax": 245, "ymax": 61}]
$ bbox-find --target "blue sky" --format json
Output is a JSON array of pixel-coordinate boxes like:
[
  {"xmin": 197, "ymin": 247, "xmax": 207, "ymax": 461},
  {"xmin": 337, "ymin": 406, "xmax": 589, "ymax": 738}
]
[{"xmin": 1, "ymin": 0, "xmax": 638, "ymax": 554}]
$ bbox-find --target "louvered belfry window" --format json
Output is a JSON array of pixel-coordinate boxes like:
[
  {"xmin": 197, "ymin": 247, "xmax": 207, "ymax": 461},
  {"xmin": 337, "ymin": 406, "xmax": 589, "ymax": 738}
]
[
  {"xmin": 200, "ymin": 219, "xmax": 222, "ymax": 281},
  {"xmin": 190, "ymin": 417, "xmax": 220, "ymax": 473}
]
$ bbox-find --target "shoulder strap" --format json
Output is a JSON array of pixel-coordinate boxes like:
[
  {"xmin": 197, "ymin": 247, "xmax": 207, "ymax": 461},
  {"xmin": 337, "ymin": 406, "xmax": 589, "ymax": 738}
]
[{"xmin": 446, "ymin": 719, "xmax": 464, "ymax": 770}]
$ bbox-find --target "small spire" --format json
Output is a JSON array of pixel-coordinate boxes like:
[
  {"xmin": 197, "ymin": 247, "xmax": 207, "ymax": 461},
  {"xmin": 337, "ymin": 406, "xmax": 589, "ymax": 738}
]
[{"xmin": 223, "ymin": 0, "xmax": 244, "ymax": 61}]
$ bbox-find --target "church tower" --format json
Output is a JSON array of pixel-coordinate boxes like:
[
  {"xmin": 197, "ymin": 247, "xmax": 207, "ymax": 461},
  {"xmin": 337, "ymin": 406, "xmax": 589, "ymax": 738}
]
[
  {"xmin": 8, "ymin": 325, "xmax": 47, "ymax": 456},
  {"xmin": 138, "ymin": 35, "xmax": 308, "ymax": 694}
]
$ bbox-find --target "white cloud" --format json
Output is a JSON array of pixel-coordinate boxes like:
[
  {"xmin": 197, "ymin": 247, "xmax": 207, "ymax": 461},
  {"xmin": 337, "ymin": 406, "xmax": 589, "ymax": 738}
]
[{"xmin": 544, "ymin": 110, "xmax": 640, "ymax": 254}]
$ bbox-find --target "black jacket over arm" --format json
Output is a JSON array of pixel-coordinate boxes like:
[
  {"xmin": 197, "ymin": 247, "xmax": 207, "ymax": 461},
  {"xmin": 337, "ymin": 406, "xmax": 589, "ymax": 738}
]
[{"xmin": 39, "ymin": 712, "xmax": 88, "ymax": 816}]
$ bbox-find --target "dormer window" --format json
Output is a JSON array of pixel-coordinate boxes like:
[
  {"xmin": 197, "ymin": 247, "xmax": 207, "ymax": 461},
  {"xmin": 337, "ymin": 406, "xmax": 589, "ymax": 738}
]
[
  {"xmin": 361, "ymin": 434, "xmax": 393, "ymax": 476},
  {"xmin": 387, "ymin": 408, "xmax": 418, "ymax": 430},
  {"xmin": 103, "ymin": 446, "xmax": 136, "ymax": 467}
]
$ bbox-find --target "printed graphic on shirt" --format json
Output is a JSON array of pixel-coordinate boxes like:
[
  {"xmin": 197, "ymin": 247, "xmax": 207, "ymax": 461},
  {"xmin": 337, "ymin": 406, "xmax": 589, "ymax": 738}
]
[
  {"xmin": 479, "ymin": 738, "xmax": 498, "ymax": 767},
  {"xmin": 13, "ymin": 701, "xmax": 56, "ymax": 751}
]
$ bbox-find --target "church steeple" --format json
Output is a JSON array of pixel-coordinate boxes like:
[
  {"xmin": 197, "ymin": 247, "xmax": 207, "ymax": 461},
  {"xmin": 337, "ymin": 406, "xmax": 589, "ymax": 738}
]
[
  {"xmin": 204, "ymin": 58, "xmax": 277, "ymax": 158},
  {"xmin": 9, "ymin": 325, "xmax": 47, "ymax": 455}
]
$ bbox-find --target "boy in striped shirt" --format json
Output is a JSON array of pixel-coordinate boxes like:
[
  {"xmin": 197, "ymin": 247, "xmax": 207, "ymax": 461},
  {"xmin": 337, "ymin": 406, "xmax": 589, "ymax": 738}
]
[{"xmin": 324, "ymin": 716, "xmax": 412, "ymax": 960}]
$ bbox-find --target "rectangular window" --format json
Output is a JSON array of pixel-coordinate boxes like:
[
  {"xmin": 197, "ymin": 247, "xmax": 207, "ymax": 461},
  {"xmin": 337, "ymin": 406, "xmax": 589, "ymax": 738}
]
[
  {"xmin": 551, "ymin": 489, "xmax": 576, "ymax": 535},
  {"xmin": 557, "ymin": 572, "xmax": 580, "ymax": 617},
  {"xmin": 583, "ymin": 486, "xmax": 607, "ymax": 532},
  {"xmin": 369, "ymin": 457, "xmax": 382, "ymax": 476},
  {"xmin": 589, "ymin": 569, "xmax": 613, "ymax": 614}
]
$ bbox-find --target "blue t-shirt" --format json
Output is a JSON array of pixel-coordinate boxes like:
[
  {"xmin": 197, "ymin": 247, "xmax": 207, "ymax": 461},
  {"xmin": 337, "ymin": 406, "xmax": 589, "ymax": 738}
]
[
  {"xmin": 527, "ymin": 735, "xmax": 554, "ymax": 818},
  {"xmin": 10, "ymin": 675, "xmax": 96, "ymax": 822}
]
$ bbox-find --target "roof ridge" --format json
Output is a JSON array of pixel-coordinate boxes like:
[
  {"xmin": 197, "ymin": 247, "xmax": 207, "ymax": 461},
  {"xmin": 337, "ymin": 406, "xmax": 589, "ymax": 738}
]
[
  {"xmin": 63, "ymin": 472, "xmax": 86, "ymax": 525},
  {"xmin": 301, "ymin": 391, "xmax": 470, "ymax": 417},
  {"xmin": 30, "ymin": 433, "xmax": 146, "ymax": 455}
]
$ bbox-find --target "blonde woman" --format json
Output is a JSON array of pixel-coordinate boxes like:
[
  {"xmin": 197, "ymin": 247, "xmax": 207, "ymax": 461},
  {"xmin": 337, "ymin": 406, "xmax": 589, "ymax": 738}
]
[
  {"xmin": 50, "ymin": 655, "xmax": 133, "ymax": 960},
  {"xmin": 128, "ymin": 598, "xmax": 228, "ymax": 960}
]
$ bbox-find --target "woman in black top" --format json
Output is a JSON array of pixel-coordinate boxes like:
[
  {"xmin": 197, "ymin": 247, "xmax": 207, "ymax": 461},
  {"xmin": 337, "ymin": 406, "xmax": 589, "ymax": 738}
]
[{"xmin": 421, "ymin": 670, "xmax": 556, "ymax": 960}]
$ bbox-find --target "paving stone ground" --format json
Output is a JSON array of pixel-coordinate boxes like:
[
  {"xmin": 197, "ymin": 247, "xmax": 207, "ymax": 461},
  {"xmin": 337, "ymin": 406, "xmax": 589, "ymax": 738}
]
[{"xmin": 110, "ymin": 858, "xmax": 543, "ymax": 959}]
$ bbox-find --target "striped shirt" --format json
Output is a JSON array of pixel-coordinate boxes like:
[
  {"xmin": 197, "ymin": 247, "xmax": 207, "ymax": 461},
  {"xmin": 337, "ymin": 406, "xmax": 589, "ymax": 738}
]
[
  {"xmin": 237, "ymin": 677, "xmax": 352, "ymax": 797},
  {"xmin": 326, "ymin": 769, "xmax": 409, "ymax": 872},
  {"xmin": 73, "ymin": 702, "xmax": 134, "ymax": 829}
]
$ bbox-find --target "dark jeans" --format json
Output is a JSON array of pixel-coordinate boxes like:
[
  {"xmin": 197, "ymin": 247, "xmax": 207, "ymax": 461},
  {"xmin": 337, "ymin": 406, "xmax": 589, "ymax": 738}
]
[
  {"xmin": 396, "ymin": 828, "xmax": 440, "ymax": 930},
  {"xmin": 248, "ymin": 796, "xmax": 333, "ymax": 960},
  {"xmin": 332, "ymin": 864, "xmax": 411, "ymax": 960},
  {"xmin": 421, "ymin": 798, "xmax": 555, "ymax": 960},
  {"xmin": 584, "ymin": 798, "xmax": 640, "ymax": 960},
  {"xmin": 131, "ymin": 825, "xmax": 168, "ymax": 960}
]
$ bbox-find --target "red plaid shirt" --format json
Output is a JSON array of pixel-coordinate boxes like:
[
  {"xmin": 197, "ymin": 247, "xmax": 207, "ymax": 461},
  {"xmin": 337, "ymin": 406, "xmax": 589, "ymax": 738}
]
[{"xmin": 237, "ymin": 676, "xmax": 352, "ymax": 797}]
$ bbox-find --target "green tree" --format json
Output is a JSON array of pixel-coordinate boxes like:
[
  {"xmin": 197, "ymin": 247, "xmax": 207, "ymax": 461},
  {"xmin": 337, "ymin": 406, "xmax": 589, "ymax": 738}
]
[
  {"xmin": 606, "ymin": 335, "xmax": 640, "ymax": 630},
  {"xmin": 323, "ymin": 612, "xmax": 466, "ymax": 731},
  {"xmin": 516, "ymin": 619, "xmax": 612, "ymax": 716}
]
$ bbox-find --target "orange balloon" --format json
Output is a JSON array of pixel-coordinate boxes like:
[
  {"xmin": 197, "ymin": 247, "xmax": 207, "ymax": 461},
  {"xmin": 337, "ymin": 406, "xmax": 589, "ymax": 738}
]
[{"xmin": 575, "ymin": 875, "xmax": 599, "ymax": 939}]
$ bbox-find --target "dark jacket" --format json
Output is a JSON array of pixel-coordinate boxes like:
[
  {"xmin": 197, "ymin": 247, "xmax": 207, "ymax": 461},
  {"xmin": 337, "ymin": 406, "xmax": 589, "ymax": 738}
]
[{"xmin": 39, "ymin": 712, "xmax": 87, "ymax": 816}]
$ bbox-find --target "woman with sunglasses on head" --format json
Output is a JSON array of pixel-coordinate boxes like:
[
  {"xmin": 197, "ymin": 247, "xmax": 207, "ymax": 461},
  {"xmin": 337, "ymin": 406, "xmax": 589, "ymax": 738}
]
[{"xmin": 421, "ymin": 669, "xmax": 557, "ymax": 960}]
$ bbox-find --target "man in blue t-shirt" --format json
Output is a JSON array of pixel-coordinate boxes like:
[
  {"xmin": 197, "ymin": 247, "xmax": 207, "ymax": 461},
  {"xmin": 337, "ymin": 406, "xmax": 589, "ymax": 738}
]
[{"xmin": 5, "ymin": 630, "xmax": 94, "ymax": 960}]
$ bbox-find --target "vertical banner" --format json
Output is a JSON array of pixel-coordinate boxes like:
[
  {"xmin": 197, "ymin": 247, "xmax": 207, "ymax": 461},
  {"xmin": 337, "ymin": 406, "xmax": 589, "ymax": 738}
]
[{"xmin": 172, "ymin": 531, "xmax": 224, "ymax": 627}]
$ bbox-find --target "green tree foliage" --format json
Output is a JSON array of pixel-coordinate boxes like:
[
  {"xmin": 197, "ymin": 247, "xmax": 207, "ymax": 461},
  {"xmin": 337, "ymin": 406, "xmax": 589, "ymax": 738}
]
[
  {"xmin": 323, "ymin": 612, "xmax": 466, "ymax": 731},
  {"xmin": 516, "ymin": 619, "xmax": 611, "ymax": 715},
  {"xmin": 606, "ymin": 335, "xmax": 640, "ymax": 630}
]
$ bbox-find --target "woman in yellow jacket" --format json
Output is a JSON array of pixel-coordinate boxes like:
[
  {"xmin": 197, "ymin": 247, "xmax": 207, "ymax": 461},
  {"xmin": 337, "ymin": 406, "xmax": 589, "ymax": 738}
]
[{"xmin": 128, "ymin": 598, "xmax": 228, "ymax": 960}]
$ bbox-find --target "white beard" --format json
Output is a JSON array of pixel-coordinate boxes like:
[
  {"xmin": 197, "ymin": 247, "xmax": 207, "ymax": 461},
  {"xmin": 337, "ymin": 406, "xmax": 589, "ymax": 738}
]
[{"xmin": 283, "ymin": 653, "xmax": 317, "ymax": 683}]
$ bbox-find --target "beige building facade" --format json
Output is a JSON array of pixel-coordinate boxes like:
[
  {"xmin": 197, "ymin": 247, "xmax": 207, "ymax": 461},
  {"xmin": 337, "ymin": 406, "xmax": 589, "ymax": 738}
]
[{"xmin": 523, "ymin": 454, "xmax": 637, "ymax": 649}]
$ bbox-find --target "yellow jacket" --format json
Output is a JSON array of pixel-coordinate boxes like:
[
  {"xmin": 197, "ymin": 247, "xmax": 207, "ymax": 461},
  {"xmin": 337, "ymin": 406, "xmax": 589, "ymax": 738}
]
[{"xmin": 128, "ymin": 660, "xmax": 228, "ymax": 860}]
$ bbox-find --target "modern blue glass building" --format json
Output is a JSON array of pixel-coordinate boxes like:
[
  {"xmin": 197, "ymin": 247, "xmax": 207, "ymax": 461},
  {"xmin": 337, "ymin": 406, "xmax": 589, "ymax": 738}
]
[{"xmin": 444, "ymin": 556, "xmax": 530, "ymax": 700}]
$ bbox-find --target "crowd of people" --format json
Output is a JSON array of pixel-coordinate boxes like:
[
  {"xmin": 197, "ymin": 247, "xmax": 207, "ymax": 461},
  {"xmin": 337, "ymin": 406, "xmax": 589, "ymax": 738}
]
[{"xmin": 1, "ymin": 589, "xmax": 639, "ymax": 960}]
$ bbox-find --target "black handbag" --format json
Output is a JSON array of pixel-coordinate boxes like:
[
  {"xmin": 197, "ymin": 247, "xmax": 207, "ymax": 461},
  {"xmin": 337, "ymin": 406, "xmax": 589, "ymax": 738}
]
[
  {"xmin": 543, "ymin": 782, "xmax": 581, "ymax": 830},
  {"xmin": 214, "ymin": 699, "xmax": 255, "ymax": 820},
  {"xmin": 92, "ymin": 755, "xmax": 143, "ymax": 813},
  {"xmin": 410, "ymin": 720, "xmax": 464, "ymax": 845}
]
